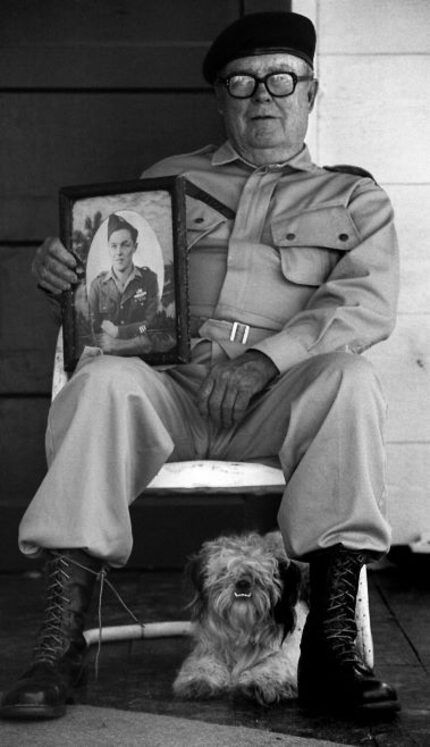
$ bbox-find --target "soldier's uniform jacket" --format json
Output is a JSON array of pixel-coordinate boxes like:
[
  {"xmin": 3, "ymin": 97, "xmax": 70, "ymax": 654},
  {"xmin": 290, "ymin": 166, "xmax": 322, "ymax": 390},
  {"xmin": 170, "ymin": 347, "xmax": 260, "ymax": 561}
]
[
  {"xmin": 143, "ymin": 141, "xmax": 399, "ymax": 372},
  {"xmin": 89, "ymin": 265, "xmax": 159, "ymax": 339}
]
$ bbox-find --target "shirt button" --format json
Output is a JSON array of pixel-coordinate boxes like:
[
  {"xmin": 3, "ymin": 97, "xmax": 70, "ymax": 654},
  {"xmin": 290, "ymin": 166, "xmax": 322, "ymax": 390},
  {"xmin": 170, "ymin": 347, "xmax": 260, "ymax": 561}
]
[
  {"xmin": 339, "ymin": 233, "xmax": 349, "ymax": 241},
  {"xmin": 286, "ymin": 233, "xmax": 296, "ymax": 241},
  {"xmin": 194, "ymin": 217, "xmax": 204, "ymax": 224}
]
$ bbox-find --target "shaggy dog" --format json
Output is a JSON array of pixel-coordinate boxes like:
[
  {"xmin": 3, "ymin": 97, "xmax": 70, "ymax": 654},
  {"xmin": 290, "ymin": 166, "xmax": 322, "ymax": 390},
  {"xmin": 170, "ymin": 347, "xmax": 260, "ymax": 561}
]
[{"xmin": 173, "ymin": 531, "xmax": 309, "ymax": 705}]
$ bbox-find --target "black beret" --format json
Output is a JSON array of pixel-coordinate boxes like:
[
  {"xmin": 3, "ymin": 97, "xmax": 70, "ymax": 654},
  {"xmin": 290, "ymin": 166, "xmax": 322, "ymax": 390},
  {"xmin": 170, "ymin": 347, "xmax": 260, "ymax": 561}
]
[
  {"xmin": 203, "ymin": 12, "xmax": 316, "ymax": 84},
  {"xmin": 107, "ymin": 213, "xmax": 138, "ymax": 242}
]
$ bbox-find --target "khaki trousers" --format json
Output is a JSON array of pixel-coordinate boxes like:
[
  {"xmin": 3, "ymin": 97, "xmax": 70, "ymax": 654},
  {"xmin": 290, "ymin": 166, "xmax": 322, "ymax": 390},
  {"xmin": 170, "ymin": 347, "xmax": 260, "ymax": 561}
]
[{"xmin": 19, "ymin": 351, "xmax": 391, "ymax": 566}]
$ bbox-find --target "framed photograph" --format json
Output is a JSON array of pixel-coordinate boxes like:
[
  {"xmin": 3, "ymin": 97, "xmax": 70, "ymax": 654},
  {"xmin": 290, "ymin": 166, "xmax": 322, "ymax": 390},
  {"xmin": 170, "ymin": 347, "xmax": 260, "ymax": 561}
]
[{"xmin": 59, "ymin": 176, "xmax": 190, "ymax": 372}]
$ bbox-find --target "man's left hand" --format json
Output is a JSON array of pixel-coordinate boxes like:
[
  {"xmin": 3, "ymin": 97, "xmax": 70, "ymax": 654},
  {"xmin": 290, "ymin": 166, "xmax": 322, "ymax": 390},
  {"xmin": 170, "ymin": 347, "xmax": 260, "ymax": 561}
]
[
  {"xmin": 95, "ymin": 332, "xmax": 119, "ymax": 353},
  {"xmin": 197, "ymin": 350, "xmax": 279, "ymax": 430},
  {"xmin": 101, "ymin": 320, "xmax": 119, "ymax": 338}
]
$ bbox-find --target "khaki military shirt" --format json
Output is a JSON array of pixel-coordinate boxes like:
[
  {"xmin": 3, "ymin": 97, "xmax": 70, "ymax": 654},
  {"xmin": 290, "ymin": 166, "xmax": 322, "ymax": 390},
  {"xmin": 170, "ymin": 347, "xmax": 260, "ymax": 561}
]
[
  {"xmin": 89, "ymin": 265, "xmax": 159, "ymax": 339},
  {"xmin": 143, "ymin": 141, "xmax": 399, "ymax": 373}
]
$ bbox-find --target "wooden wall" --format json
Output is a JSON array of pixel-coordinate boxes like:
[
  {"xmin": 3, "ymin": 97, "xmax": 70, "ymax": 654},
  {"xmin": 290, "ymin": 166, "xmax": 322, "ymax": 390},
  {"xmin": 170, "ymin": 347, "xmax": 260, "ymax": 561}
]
[
  {"xmin": 0, "ymin": 0, "xmax": 290, "ymax": 568},
  {"xmin": 294, "ymin": 0, "xmax": 430, "ymax": 545}
]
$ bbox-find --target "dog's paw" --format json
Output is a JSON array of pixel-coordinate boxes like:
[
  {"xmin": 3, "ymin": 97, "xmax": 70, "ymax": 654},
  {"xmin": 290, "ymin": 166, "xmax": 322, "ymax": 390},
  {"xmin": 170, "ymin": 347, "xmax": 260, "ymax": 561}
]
[
  {"xmin": 173, "ymin": 677, "xmax": 223, "ymax": 700},
  {"xmin": 234, "ymin": 679, "xmax": 297, "ymax": 705},
  {"xmin": 235, "ymin": 682, "xmax": 278, "ymax": 705}
]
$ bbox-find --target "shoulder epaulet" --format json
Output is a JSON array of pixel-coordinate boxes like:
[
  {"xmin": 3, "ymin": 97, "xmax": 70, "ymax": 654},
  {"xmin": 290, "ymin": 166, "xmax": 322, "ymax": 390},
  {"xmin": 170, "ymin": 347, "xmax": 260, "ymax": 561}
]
[
  {"xmin": 95, "ymin": 270, "xmax": 108, "ymax": 280},
  {"xmin": 141, "ymin": 144, "xmax": 216, "ymax": 179},
  {"xmin": 324, "ymin": 164, "xmax": 377, "ymax": 184},
  {"xmin": 136, "ymin": 265, "xmax": 154, "ymax": 274}
]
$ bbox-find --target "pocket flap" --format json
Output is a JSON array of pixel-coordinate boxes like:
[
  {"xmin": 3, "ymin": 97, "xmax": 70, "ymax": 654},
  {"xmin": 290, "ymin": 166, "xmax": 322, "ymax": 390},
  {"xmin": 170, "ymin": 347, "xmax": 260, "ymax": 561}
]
[
  {"xmin": 186, "ymin": 196, "xmax": 228, "ymax": 249},
  {"xmin": 272, "ymin": 205, "xmax": 360, "ymax": 251}
]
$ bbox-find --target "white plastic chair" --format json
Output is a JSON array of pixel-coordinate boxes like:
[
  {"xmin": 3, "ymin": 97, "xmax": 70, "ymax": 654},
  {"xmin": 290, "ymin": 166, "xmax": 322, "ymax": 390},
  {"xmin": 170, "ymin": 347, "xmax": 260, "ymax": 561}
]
[{"xmin": 52, "ymin": 331, "xmax": 374, "ymax": 667}]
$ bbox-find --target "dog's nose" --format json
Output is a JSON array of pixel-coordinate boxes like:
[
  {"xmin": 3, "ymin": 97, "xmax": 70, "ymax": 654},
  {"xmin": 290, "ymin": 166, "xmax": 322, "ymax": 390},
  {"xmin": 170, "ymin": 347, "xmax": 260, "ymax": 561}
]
[{"xmin": 235, "ymin": 578, "xmax": 252, "ymax": 594}]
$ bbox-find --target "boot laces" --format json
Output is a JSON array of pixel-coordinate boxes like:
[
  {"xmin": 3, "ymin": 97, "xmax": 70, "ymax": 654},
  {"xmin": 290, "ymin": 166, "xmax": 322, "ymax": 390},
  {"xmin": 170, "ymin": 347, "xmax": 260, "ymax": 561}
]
[
  {"xmin": 33, "ymin": 554, "xmax": 73, "ymax": 665},
  {"xmin": 33, "ymin": 552, "xmax": 106, "ymax": 666},
  {"xmin": 322, "ymin": 557, "xmax": 362, "ymax": 664},
  {"xmin": 32, "ymin": 551, "xmax": 146, "ymax": 677}
]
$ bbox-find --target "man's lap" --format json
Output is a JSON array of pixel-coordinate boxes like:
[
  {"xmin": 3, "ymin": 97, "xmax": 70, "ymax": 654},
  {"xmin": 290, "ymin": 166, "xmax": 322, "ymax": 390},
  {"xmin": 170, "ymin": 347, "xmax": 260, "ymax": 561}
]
[{"xmin": 53, "ymin": 351, "xmax": 379, "ymax": 464}]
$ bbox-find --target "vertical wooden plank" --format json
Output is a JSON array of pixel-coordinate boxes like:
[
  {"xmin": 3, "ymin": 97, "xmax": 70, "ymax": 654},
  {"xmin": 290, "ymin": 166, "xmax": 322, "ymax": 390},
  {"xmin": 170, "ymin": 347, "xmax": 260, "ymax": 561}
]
[
  {"xmin": 0, "ymin": 92, "xmax": 224, "ymax": 241},
  {"xmin": 0, "ymin": 1, "xmax": 241, "ymax": 88},
  {"xmin": 244, "ymin": 0, "xmax": 292, "ymax": 12},
  {"xmin": 0, "ymin": 246, "xmax": 59, "ymax": 394},
  {"xmin": 0, "ymin": 398, "xmax": 50, "ymax": 503},
  {"xmin": 1, "ymin": 0, "xmax": 240, "ymax": 43}
]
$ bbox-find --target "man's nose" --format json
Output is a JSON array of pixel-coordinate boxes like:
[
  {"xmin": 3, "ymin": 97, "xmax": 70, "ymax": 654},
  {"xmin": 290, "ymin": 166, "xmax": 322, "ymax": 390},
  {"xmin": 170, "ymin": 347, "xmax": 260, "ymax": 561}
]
[{"xmin": 252, "ymin": 81, "xmax": 272, "ymax": 102}]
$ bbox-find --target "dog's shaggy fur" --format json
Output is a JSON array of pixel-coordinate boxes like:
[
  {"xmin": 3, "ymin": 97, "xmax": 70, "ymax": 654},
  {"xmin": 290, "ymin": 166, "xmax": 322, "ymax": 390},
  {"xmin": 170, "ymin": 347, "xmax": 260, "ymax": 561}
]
[{"xmin": 173, "ymin": 531, "xmax": 309, "ymax": 705}]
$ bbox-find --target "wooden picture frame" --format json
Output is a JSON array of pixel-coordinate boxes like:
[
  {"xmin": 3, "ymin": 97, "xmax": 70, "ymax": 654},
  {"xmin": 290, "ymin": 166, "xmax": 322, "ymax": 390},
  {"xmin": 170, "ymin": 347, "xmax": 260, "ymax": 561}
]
[{"xmin": 59, "ymin": 176, "xmax": 189, "ymax": 372}]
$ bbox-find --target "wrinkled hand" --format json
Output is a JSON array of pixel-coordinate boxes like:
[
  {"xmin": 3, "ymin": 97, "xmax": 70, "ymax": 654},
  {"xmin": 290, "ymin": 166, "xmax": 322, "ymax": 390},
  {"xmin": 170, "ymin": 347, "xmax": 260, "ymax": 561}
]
[
  {"xmin": 95, "ymin": 332, "xmax": 152, "ymax": 356},
  {"xmin": 101, "ymin": 320, "xmax": 119, "ymax": 338},
  {"xmin": 95, "ymin": 333, "xmax": 118, "ymax": 353},
  {"xmin": 197, "ymin": 350, "xmax": 279, "ymax": 429},
  {"xmin": 32, "ymin": 237, "xmax": 78, "ymax": 295}
]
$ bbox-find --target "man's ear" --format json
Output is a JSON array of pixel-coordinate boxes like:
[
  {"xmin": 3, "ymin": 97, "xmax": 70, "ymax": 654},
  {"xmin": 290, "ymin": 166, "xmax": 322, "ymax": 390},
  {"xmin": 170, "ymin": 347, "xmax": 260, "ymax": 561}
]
[
  {"xmin": 308, "ymin": 78, "xmax": 319, "ymax": 111},
  {"xmin": 214, "ymin": 84, "xmax": 225, "ymax": 115}
]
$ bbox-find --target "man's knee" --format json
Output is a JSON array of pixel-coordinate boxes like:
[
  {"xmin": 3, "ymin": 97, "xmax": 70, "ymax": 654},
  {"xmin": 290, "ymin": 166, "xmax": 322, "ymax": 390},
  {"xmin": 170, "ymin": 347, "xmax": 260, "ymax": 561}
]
[
  {"xmin": 51, "ymin": 356, "xmax": 157, "ymax": 420},
  {"xmin": 317, "ymin": 352, "xmax": 384, "ymax": 407},
  {"xmin": 327, "ymin": 351, "xmax": 380, "ymax": 384},
  {"xmin": 70, "ymin": 355, "xmax": 151, "ymax": 393},
  {"xmin": 320, "ymin": 351, "xmax": 375, "ymax": 375}
]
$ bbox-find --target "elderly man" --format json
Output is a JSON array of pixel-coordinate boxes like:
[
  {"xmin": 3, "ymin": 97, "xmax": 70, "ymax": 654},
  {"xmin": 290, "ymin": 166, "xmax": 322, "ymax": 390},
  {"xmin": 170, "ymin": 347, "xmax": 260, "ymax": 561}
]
[{"xmin": 1, "ymin": 12, "xmax": 400, "ymax": 720}]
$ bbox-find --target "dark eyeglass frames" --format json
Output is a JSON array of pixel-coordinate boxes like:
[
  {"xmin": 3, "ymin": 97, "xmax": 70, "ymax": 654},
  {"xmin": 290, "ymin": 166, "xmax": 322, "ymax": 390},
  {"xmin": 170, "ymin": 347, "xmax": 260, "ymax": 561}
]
[{"xmin": 216, "ymin": 71, "xmax": 314, "ymax": 99}]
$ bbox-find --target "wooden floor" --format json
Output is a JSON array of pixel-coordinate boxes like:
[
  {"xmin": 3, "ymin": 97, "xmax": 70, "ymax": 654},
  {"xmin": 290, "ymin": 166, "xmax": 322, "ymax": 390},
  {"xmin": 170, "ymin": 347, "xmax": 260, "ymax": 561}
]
[{"xmin": 1, "ymin": 550, "xmax": 430, "ymax": 746}]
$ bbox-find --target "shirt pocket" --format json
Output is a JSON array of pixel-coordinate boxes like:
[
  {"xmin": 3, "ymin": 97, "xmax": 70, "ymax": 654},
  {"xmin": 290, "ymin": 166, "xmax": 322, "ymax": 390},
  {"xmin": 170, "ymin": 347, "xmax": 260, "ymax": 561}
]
[
  {"xmin": 99, "ymin": 295, "xmax": 117, "ymax": 315},
  {"xmin": 272, "ymin": 205, "xmax": 361, "ymax": 286},
  {"xmin": 186, "ymin": 196, "xmax": 230, "ymax": 250}
]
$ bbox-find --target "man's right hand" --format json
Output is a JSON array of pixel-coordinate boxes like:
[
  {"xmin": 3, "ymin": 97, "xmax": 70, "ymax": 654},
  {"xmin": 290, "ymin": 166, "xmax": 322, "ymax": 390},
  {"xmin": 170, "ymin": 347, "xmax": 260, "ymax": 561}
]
[{"xmin": 32, "ymin": 237, "xmax": 78, "ymax": 295}]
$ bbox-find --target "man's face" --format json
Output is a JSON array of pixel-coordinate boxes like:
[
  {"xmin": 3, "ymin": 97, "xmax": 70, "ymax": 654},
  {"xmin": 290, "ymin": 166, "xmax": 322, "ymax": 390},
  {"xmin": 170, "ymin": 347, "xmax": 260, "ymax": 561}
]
[
  {"xmin": 108, "ymin": 228, "xmax": 137, "ymax": 273},
  {"xmin": 215, "ymin": 52, "xmax": 318, "ymax": 165}
]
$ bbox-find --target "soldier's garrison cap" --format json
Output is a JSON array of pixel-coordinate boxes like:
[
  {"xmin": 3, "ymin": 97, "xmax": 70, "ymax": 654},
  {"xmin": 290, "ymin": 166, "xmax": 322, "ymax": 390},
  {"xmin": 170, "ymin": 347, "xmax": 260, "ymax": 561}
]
[
  {"xmin": 203, "ymin": 11, "xmax": 316, "ymax": 85},
  {"xmin": 107, "ymin": 213, "xmax": 138, "ymax": 242}
]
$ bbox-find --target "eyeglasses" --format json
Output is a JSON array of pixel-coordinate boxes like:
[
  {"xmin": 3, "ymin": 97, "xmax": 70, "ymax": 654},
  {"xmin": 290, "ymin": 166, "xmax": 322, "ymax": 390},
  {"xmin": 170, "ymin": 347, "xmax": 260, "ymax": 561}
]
[{"xmin": 217, "ymin": 71, "xmax": 314, "ymax": 99}]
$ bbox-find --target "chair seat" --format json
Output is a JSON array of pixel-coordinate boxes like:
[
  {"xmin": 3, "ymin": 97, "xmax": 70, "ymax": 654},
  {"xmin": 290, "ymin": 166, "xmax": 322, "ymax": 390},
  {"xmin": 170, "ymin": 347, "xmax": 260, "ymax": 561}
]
[{"xmin": 146, "ymin": 460, "xmax": 286, "ymax": 492}]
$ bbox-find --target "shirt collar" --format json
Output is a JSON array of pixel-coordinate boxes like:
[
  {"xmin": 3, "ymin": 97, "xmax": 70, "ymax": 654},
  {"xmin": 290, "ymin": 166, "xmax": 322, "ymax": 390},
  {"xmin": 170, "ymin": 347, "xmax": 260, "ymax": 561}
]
[
  {"xmin": 211, "ymin": 140, "xmax": 316, "ymax": 173},
  {"xmin": 104, "ymin": 264, "xmax": 139, "ymax": 285}
]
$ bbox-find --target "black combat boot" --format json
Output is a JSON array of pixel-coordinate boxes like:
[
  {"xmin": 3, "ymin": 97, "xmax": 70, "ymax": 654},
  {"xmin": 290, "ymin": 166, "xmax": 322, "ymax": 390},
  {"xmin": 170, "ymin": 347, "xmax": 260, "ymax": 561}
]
[
  {"xmin": 298, "ymin": 544, "xmax": 400, "ymax": 717},
  {"xmin": 0, "ymin": 549, "xmax": 103, "ymax": 720}
]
